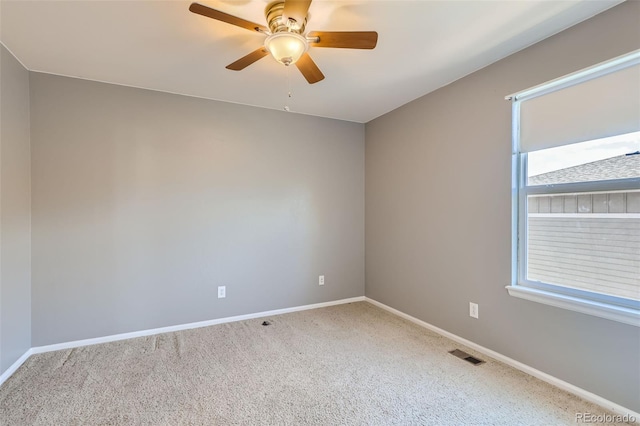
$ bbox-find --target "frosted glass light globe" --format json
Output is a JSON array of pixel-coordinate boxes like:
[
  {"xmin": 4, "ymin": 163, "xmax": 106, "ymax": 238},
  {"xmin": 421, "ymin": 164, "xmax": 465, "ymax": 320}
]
[{"xmin": 264, "ymin": 32, "xmax": 308, "ymax": 66}]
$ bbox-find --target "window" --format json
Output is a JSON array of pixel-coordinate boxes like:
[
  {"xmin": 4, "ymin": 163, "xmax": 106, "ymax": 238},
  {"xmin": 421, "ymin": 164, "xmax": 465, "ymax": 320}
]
[{"xmin": 507, "ymin": 50, "xmax": 640, "ymax": 326}]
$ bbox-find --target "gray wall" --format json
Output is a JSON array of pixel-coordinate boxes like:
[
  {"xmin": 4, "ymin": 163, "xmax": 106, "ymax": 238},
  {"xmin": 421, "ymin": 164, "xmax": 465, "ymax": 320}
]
[
  {"xmin": 365, "ymin": 1, "xmax": 640, "ymax": 412},
  {"xmin": 0, "ymin": 45, "xmax": 31, "ymax": 374},
  {"xmin": 30, "ymin": 74, "xmax": 364, "ymax": 346}
]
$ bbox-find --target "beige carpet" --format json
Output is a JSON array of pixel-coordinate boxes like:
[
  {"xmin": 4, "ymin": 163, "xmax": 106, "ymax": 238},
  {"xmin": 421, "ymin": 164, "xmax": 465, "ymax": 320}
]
[{"xmin": 0, "ymin": 302, "xmax": 627, "ymax": 425}]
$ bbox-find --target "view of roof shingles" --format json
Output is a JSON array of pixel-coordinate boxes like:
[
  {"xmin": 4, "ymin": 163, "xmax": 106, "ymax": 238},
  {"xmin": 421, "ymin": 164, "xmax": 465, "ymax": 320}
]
[{"xmin": 528, "ymin": 152, "xmax": 640, "ymax": 185}]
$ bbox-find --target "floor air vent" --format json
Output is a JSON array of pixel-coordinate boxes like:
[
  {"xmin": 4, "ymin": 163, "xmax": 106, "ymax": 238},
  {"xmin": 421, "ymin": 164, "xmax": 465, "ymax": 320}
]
[{"xmin": 449, "ymin": 349, "xmax": 485, "ymax": 365}]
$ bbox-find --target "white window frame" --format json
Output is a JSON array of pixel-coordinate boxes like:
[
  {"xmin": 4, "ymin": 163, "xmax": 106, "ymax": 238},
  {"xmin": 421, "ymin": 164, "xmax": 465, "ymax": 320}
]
[{"xmin": 506, "ymin": 51, "xmax": 640, "ymax": 327}]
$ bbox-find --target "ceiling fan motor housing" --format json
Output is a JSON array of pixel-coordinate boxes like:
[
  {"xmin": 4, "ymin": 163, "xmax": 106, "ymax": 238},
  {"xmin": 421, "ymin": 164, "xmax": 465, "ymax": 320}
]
[{"xmin": 266, "ymin": 1, "xmax": 307, "ymax": 34}]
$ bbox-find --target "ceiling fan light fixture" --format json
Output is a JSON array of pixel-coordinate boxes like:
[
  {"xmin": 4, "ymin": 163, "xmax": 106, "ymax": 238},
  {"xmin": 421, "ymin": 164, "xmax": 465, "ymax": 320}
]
[
  {"xmin": 188, "ymin": 1, "xmax": 377, "ymax": 84},
  {"xmin": 264, "ymin": 32, "xmax": 308, "ymax": 66}
]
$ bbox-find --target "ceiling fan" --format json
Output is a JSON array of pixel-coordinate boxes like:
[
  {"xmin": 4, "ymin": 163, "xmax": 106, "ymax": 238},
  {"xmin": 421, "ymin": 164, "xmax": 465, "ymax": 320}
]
[{"xmin": 189, "ymin": 0, "xmax": 378, "ymax": 84}]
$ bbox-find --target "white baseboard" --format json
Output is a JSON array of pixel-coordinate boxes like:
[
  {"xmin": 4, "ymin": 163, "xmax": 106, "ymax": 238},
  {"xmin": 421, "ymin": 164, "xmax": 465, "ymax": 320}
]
[
  {"xmin": 30, "ymin": 296, "xmax": 365, "ymax": 355},
  {"xmin": 1, "ymin": 297, "xmax": 363, "ymax": 386},
  {"xmin": 365, "ymin": 297, "xmax": 640, "ymax": 421},
  {"xmin": 0, "ymin": 348, "xmax": 33, "ymax": 387}
]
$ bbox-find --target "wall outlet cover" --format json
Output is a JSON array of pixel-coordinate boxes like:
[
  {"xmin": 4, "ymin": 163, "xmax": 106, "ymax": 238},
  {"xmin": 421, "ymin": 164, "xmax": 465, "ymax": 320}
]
[{"xmin": 469, "ymin": 302, "xmax": 478, "ymax": 319}]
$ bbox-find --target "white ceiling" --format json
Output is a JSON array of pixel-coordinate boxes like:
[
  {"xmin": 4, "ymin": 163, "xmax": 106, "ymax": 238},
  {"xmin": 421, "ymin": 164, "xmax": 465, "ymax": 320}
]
[{"xmin": 0, "ymin": 0, "xmax": 622, "ymax": 123}]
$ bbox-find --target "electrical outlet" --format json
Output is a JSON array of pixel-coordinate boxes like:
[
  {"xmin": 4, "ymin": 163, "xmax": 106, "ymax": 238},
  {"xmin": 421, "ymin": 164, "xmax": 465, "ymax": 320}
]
[
  {"xmin": 319, "ymin": 275, "xmax": 325, "ymax": 286},
  {"xmin": 469, "ymin": 302, "xmax": 478, "ymax": 319},
  {"xmin": 218, "ymin": 286, "xmax": 226, "ymax": 299}
]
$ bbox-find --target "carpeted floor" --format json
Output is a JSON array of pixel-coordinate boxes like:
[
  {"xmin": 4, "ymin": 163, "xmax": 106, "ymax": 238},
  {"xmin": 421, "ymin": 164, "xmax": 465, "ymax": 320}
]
[{"xmin": 0, "ymin": 302, "xmax": 627, "ymax": 425}]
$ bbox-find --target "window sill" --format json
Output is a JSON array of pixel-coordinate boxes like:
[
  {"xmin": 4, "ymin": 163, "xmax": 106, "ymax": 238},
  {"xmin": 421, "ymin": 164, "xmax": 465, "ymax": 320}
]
[{"xmin": 506, "ymin": 285, "xmax": 639, "ymax": 327}]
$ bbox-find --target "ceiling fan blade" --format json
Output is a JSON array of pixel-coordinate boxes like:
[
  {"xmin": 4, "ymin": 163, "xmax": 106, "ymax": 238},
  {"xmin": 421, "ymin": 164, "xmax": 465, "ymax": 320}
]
[
  {"xmin": 283, "ymin": 0, "xmax": 312, "ymax": 28},
  {"xmin": 226, "ymin": 48, "xmax": 270, "ymax": 71},
  {"xmin": 295, "ymin": 53, "xmax": 324, "ymax": 84},
  {"xmin": 189, "ymin": 3, "xmax": 268, "ymax": 33},
  {"xmin": 308, "ymin": 31, "xmax": 378, "ymax": 49}
]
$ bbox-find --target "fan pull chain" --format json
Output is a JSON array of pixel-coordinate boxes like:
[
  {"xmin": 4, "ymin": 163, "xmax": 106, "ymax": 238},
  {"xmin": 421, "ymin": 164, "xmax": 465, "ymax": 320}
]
[{"xmin": 284, "ymin": 66, "xmax": 292, "ymax": 112}]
